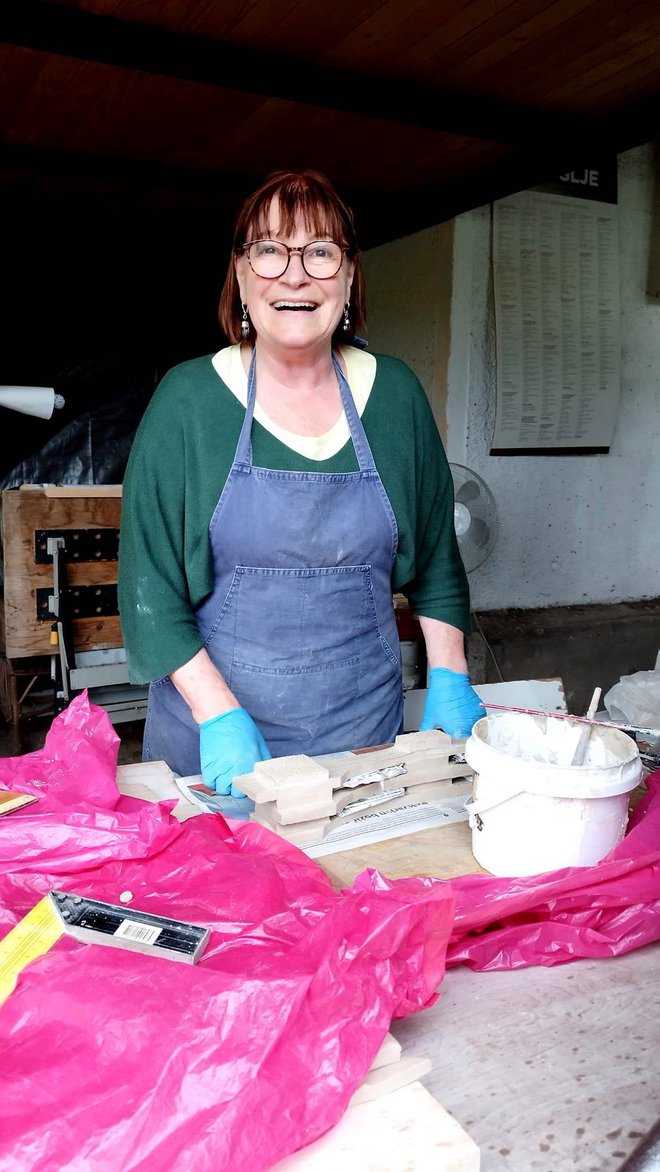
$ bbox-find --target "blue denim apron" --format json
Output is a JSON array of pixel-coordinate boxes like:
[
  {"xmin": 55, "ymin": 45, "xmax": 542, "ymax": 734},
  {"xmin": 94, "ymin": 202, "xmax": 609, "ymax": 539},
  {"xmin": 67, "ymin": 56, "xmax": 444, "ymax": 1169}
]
[{"xmin": 143, "ymin": 350, "xmax": 403, "ymax": 775}]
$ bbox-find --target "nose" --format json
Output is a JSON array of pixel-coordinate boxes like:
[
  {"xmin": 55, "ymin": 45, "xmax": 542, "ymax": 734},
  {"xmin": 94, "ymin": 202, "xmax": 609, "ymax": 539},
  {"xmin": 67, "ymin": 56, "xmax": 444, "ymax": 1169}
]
[{"xmin": 284, "ymin": 249, "xmax": 308, "ymax": 283}]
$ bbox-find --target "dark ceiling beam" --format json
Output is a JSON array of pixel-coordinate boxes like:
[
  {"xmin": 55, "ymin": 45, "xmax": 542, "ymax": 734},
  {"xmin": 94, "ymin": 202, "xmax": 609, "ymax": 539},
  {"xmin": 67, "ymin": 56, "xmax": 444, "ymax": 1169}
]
[
  {"xmin": 2, "ymin": 84, "xmax": 658, "ymax": 248},
  {"xmin": 358, "ymin": 99, "xmax": 660, "ymax": 247},
  {"xmin": 0, "ymin": 140, "xmax": 251, "ymax": 200},
  {"xmin": 1, "ymin": 0, "xmax": 594, "ymax": 148}
]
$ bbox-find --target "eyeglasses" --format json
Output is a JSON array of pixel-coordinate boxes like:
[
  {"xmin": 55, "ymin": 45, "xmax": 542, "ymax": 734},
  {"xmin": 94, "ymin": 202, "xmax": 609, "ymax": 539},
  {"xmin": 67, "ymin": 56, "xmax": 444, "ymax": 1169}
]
[{"xmin": 242, "ymin": 239, "xmax": 346, "ymax": 280}]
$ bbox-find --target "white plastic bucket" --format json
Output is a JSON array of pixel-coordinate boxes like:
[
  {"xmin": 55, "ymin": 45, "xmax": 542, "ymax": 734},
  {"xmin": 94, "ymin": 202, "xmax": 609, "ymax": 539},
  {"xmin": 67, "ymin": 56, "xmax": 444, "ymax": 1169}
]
[
  {"xmin": 400, "ymin": 640, "xmax": 421, "ymax": 691},
  {"xmin": 464, "ymin": 713, "xmax": 643, "ymax": 877}
]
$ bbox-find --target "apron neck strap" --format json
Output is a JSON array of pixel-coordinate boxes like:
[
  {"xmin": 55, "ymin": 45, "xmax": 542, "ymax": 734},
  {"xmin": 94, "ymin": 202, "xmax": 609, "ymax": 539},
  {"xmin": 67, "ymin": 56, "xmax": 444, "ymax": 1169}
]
[{"xmin": 234, "ymin": 346, "xmax": 377, "ymax": 472}]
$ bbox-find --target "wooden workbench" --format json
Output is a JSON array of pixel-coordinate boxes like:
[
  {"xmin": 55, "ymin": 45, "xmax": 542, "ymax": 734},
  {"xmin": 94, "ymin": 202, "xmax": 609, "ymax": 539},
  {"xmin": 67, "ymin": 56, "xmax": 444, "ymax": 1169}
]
[
  {"xmin": 317, "ymin": 821, "xmax": 486, "ymax": 888},
  {"xmin": 116, "ymin": 761, "xmax": 660, "ymax": 1172},
  {"xmin": 115, "ymin": 760, "xmax": 484, "ymax": 886}
]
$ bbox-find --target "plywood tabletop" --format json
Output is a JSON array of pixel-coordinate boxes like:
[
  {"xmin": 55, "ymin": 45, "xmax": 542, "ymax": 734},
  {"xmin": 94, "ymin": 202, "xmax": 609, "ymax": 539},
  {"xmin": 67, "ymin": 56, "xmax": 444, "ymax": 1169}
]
[{"xmin": 315, "ymin": 820, "xmax": 485, "ymax": 888}]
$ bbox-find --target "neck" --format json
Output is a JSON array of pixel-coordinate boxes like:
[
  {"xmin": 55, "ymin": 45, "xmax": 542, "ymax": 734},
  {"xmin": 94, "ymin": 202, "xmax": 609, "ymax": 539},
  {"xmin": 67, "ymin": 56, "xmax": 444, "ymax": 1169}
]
[
  {"xmin": 239, "ymin": 341, "xmax": 345, "ymax": 437},
  {"xmin": 241, "ymin": 341, "xmax": 338, "ymax": 389}
]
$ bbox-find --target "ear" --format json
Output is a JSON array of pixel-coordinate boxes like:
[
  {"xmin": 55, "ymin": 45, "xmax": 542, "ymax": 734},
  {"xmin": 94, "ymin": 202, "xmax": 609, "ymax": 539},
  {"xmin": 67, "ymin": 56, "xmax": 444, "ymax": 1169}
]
[{"xmin": 345, "ymin": 256, "xmax": 356, "ymax": 296}]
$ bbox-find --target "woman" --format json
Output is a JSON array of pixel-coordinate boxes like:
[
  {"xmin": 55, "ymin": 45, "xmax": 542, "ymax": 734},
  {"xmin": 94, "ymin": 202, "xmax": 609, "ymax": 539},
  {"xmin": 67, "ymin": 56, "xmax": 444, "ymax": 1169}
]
[{"xmin": 118, "ymin": 169, "xmax": 484, "ymax": 795}]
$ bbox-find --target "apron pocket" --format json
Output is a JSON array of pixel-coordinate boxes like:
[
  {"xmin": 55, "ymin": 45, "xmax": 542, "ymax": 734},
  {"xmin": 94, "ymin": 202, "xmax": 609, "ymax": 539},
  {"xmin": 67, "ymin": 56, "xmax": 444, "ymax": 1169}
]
[
  {"xmin": 228, "ymin": 656, "xmax": 361, "ymax": 740},
  {"xmin": 227, "ymin": 564, "xmax": 388, "ymax": 668}
]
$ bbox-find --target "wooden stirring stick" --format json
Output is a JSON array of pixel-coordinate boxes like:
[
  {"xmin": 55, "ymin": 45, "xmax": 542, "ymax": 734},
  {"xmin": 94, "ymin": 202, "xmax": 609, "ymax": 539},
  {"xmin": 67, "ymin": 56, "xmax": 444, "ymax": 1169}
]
[{"xmin": 570, "ymin": 687, "xmax": 602, "ymax": 766}]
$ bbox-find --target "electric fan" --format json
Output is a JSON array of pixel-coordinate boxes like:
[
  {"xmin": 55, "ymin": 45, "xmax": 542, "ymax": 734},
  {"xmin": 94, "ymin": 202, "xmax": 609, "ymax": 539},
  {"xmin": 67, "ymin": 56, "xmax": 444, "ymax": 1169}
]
[{"xmin": 450, "ymin": 463, "xmax": 498, "ymax": 573}]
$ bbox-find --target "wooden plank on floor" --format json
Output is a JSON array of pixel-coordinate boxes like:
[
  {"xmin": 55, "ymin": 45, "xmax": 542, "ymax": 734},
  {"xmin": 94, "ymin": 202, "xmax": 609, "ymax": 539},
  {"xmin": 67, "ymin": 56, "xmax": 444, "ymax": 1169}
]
[
  {"xmin": 369, "ymin": 1031, "xmax": 402, "ymax": 1070},
  {"xmin": 272, "ymin": 1081, "xmax": 480, "ymax": 1170},
  {"xmin": 349, "ymin": 1053, "xmax": 433, "ymax": 1105}
]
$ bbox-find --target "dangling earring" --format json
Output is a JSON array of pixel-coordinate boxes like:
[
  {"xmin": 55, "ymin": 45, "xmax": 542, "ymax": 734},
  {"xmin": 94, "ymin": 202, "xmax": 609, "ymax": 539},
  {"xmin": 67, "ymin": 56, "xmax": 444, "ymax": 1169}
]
[
  {"xmin": 343, "ymin": 303, "xmax": 350, "ymax": 332},
  {"xmin": 241, "ymin": 303, "xmax": 250, "ymax": 340}
]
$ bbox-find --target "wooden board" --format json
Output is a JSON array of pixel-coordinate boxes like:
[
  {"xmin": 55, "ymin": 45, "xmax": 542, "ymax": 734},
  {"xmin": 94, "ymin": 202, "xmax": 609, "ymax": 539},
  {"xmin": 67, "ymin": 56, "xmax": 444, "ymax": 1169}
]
[
  {"xmin": 115, "ymin": 761, "xmax": 200, "ymax": 823},
  {"xmin": 40, "ymin": 486, "xmax": 122, "ymax": 498},
  {"xmin": 114, "ymin": 760, "xmax": 485, "ymax": 884},
  {"xmin": 369, "ymin": 1032, "xmax": 402, "ymax": 1070},
  {"xmin": 272, "ymin": 1081, "xmax": 480, "ymax": 1171},
  {"xmin": 348, "ymin": 1054, "xmax": 433, "ymax": 1106},
  {"xmin": 316, "ymin": 821, "xmax": 485, "ymax": 889},
  {"xmin": 1, "ymin": 487, "xmax": 123, "ymax": 658}
]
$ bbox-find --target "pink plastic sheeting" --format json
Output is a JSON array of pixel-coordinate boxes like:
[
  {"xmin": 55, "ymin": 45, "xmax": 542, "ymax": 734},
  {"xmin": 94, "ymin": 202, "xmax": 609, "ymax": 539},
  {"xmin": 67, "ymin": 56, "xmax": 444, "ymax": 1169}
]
[
  {"xmin": 0, "ymin": 696, "xmax": 455, "ymax": 1171},
  {"xmin": 354, "ymin": 769, "xmax": 660, "ymax": 972},
  {"xmin": 0, "ymin": 696, "xmax": 179, "ymax": 895}
]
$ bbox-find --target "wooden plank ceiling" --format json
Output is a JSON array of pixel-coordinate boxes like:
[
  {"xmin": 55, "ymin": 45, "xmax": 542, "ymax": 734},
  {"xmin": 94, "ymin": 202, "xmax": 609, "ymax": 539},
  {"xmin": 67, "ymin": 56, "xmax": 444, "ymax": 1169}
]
[{"xmin": 2, "ymin": 0, "xmax": 660, "ymax": 249}]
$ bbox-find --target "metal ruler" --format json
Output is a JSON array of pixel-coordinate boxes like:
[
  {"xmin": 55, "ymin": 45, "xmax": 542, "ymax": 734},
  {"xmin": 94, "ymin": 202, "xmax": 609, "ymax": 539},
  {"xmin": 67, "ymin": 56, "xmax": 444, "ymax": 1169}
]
[{"xmin": 49, "ymin": 891, "xmax": 210, "ymax": 964}]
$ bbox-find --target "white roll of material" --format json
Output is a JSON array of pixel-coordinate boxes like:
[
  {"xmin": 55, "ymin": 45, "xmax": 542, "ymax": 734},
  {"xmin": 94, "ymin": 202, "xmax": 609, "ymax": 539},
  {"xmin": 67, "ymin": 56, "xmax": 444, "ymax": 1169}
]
[{"xmin": 0, "ymin": 386, "xmax": 65, "ymax": 420}]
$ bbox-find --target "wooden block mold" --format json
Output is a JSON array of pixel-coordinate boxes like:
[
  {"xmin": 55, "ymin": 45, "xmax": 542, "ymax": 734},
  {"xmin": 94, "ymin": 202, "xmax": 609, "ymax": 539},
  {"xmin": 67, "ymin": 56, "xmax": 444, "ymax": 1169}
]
[{"xmin": 238, "ymin": 730, "xmax": 475, "ymax": 845}]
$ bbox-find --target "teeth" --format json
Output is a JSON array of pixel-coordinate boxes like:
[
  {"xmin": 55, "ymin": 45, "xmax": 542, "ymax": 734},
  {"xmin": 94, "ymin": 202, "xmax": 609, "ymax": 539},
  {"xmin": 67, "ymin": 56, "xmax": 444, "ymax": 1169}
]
[{"xmin": 273, "ymin": 301, "xmax": 315, "ymax": 310}]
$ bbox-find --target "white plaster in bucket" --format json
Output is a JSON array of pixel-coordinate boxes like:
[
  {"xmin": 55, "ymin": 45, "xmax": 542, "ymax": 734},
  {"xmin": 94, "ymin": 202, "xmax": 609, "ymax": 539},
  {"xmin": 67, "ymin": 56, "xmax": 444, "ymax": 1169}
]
[{"xmin": 464, "ymin": 713, "xmax": 643, "ymax": 877}]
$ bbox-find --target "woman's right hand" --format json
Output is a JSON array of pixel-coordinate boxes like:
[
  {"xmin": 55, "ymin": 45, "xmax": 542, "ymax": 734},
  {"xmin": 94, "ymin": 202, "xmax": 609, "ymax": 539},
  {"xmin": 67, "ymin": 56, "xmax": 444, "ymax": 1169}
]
[
  {"xmin": 199, "ymin": 708, "xmax": 272, "ymax": 795},
  {"xmin": 170, "ymin": 649, "xmax": 270, "ymax": 792}
]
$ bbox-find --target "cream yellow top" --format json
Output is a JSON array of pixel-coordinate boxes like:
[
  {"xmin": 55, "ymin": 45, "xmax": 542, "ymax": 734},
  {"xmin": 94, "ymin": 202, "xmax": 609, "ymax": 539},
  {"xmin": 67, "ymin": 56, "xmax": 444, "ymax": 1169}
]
[{"xmin": 212, "ymin": 344, "xmax": 377, "ymax": 460}]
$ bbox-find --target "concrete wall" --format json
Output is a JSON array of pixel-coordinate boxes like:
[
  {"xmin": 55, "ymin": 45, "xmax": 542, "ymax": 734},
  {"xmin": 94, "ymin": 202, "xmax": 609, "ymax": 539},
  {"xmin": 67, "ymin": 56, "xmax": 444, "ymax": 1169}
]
[
  {"xmin": 468, "ymin": 600, "xmax": 660, "ymax": 714},
  {"xmin": 361, "ymin": 222, "xmax": 453, "ymax": 438},
  {"xmin": 446, "ymin": 143, "xmax": 660, "ymax": 612},
  {"xmin": 362, "ymin": 145, "xmax": 660, "ymax": 699}
]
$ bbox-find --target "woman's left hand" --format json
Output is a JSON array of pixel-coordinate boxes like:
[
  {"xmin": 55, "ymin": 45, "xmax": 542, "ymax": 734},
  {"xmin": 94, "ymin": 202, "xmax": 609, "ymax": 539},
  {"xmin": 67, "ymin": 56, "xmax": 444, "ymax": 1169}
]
[{"xmin": 419, "ymin": 667, "xmax": 485, "ymax": 738}]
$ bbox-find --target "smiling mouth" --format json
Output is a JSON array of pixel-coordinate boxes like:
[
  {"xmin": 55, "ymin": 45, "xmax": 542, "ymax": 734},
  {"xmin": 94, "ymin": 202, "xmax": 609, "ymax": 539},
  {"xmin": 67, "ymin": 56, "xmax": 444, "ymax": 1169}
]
[{"xmin": 272, "ymin": 301, "xmax": 317, "ymax": 312}]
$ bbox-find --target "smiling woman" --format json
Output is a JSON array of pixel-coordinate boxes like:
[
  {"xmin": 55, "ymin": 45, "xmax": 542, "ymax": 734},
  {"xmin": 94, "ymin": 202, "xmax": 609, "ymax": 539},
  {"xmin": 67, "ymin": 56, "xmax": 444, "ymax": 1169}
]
[
  {"xmin": 220, "ymin": 172, "xmax": 361, "ymax": 383},
  {"xmin": 118, "ymin": 168, "xmax": 484, "ymax": 799}
]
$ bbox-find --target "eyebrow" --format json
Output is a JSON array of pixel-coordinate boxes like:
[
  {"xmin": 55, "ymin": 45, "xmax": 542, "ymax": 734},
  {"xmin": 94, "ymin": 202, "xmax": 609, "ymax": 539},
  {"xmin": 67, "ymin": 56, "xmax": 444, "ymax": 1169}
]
[{"xmin": 256, "ymin": 231, "xmax": 335, "ymax": 242}]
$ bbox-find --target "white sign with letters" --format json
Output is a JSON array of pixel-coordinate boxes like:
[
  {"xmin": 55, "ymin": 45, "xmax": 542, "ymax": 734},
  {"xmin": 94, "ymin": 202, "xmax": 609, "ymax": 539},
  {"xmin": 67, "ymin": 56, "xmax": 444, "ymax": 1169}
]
[{"xmin": 491, "ymin": 179, "xmax": 620, "ymax": 453}]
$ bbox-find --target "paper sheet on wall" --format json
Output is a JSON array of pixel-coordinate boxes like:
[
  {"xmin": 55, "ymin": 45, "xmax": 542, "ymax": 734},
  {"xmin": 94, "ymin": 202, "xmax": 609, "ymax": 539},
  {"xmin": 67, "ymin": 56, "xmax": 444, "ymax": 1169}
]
[{"xmin": 491, "ymin": 188, "xmax": 620, "ymax": 452}]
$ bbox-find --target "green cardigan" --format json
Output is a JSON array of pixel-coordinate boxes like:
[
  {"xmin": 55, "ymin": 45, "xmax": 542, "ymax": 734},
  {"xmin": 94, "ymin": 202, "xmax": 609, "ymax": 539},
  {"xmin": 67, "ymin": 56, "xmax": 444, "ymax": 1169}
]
[{"xmin": 118, "ymin": 351, "xmax": 470, "ymax": 682}]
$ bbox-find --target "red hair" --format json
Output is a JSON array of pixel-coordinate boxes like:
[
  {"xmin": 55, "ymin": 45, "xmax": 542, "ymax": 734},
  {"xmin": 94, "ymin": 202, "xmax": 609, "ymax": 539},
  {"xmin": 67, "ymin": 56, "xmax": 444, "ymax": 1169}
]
[{"xmin": 218, "ymin": 170, "xmax": 365, "ymax": 344}]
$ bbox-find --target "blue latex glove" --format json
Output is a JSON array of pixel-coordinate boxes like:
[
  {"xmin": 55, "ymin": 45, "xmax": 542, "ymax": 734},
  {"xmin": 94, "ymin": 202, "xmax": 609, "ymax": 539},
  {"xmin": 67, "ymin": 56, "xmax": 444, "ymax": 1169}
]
[
  {"xmin": 419, "ymin": 667, "xmax": 486, "ymax": 738},
  {"xmin": 199, "ymin": 708, "xmax": 271, "ymax": 796}
]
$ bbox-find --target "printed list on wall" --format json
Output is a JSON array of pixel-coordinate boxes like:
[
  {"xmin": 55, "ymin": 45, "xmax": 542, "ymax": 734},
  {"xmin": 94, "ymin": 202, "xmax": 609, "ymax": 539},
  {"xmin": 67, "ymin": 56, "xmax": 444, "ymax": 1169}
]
[{"xmin": 491, "ymin": 163, "xmax": 620, "ymax": 454}]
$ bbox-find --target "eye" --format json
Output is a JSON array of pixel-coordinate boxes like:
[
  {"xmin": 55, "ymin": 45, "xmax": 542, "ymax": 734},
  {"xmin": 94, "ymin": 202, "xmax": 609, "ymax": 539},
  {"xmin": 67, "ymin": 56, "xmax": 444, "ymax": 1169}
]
[
  {"xmin": 306, "ymin": 242, "xmax": 333, "ymax": 260},
  {"xmin": 254, "ymin": 240, "xmax": 286, "ymax": 257}
]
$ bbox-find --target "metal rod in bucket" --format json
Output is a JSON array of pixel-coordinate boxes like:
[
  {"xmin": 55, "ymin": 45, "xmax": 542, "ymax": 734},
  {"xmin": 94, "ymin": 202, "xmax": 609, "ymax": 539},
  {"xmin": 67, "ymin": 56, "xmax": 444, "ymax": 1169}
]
[{"xmin": 482, "ymin": 703, "xmax": 660, "ymax": 743}]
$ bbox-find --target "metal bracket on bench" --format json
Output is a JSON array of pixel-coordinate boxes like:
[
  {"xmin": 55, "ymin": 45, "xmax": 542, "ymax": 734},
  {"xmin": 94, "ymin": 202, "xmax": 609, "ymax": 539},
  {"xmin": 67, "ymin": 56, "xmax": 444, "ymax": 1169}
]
[
  {"xmin": 36, "ymin": 583, "xmax": 119, "ymax": 622},
  {"xmin": 43, "ymin": 536, "xmax": 74, "ymax": 705},
  {"xmin": 34, "ymin": 527, "xmax": 120, "ymax": 564},
  {"xmin": 32, "ymin": 531, "xmax": 140, "ymax": 722}
]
